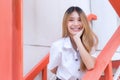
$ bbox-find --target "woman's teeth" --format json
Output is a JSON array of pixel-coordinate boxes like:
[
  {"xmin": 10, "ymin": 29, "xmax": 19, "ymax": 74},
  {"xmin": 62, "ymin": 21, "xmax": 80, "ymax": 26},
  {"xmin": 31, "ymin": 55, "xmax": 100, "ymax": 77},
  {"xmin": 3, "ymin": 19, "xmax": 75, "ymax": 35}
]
[{"xmin": 71, "ymin": 28, "xmax": 80, "ymax": 31}]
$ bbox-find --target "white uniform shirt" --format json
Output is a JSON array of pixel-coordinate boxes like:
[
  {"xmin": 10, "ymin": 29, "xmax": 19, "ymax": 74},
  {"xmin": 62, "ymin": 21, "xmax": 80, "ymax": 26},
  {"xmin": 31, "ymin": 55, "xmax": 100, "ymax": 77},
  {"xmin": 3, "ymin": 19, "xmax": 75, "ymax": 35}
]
[{"xmin": 48, "ymin": 37, "xmax": 95, "ymax": 80}]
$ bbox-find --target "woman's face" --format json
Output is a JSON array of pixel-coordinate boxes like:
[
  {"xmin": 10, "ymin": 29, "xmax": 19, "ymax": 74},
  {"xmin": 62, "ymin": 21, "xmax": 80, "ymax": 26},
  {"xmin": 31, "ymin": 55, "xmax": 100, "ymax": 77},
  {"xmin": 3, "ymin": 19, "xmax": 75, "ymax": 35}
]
[{"xmin": 67, "ymin": 11, "xmax": 83, "ymax": 36}]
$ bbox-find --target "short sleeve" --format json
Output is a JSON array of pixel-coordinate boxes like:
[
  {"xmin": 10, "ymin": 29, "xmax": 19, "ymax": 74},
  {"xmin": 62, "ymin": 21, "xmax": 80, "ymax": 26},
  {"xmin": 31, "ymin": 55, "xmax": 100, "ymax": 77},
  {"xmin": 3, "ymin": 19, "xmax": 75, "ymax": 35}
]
[{"xmin": 48, "ymin": 43, "xmax": 61, "ymax": 70}]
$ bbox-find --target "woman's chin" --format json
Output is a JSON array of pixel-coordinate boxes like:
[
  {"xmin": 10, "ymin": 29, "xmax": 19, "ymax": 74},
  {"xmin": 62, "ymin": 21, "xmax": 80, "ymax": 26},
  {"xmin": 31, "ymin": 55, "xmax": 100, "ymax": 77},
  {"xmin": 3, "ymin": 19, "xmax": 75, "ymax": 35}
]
[
  {"xmin": 73, "ymin": 32, "xmax": 79, "ymax": 35},
  {"xmin": 70, "ymin": 32, "xmax": 78, "ymax": 36}
]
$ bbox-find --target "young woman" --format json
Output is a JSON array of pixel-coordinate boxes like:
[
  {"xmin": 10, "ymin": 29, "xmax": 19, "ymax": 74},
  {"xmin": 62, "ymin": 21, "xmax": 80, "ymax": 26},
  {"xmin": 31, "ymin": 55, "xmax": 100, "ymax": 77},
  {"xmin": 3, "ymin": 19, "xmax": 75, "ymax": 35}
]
[{"xmin": 48, "ymin": 6, "xmax": 98, "ymax": 80}]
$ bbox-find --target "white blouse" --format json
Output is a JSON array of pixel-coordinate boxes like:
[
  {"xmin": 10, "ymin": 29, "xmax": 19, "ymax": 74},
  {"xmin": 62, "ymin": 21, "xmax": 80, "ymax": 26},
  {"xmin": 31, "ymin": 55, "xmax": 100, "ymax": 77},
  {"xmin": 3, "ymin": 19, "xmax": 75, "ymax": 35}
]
[{"xmin": 48, "ymin": 37, "xmax": 95, "ymax": 80}]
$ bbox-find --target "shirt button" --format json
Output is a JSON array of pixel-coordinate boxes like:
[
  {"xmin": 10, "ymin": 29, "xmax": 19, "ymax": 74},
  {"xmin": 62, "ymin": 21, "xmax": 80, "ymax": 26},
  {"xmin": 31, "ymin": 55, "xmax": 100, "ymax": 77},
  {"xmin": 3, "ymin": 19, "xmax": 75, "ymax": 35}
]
[
  {"xmin": 76, "ymin": 78, "xmax": 79, "ymax": 80},
  {"xmin": 75, "ymin": 59, "xmax": 78, "ymax": 61},
  {"xmin": 78, "ymin": 68, "xmax": 80, "ymax": 71}
]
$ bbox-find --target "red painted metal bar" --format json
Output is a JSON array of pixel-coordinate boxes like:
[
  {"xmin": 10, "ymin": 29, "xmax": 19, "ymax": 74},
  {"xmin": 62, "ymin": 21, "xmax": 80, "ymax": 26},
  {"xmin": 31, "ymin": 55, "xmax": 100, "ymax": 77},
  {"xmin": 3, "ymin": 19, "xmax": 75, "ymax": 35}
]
[
  {"xmin": 24, "ymin": 53, "xmax": 49, "ymax": 80},
  {"xmin": 42, "ymin": 66, "xmax": 47, "ymax": 80},
  {"xmin": 0, "ymin": 0, "xmax": 23, "ymax": 80},
  {"xmin": 99, "ymin": 60, "xmax": 120, "ymax": 80},
  {"xmin": 104, "ymin": 62, "xmax": 113, "ymax": 80},
  {"xmin": 109, "ymin": 0, "xmax": 120, "ymax": 17},
  {"xmin": 112, "ymin": 60, "xmax": 120, "ymax": 69},
  {"xmin": 0, "ymin": 0, "xmax": 13, "ymax": 79},
  {"xmin": 12, "ymin": 0, "xmax": 23, "ymax": 80},
  {"xmin": 82, "ymin": 26, "xmax": 120, "ymax": 80}
]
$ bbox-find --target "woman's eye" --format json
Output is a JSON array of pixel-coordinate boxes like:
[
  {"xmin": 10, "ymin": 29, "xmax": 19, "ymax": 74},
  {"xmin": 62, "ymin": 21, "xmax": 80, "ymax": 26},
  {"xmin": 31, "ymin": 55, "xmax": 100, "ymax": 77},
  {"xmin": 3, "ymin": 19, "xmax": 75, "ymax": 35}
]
[{"xmin": 78, "ymin": 19, "xmax": 81, "ymax": 21}]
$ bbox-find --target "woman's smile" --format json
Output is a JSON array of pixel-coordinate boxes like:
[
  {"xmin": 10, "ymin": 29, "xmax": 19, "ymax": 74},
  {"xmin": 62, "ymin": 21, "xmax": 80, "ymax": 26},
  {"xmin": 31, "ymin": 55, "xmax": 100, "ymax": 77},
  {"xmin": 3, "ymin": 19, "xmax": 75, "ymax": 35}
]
[{"xmin": 70, "ymin": 27, "xmax": 82, "ymax": 32}]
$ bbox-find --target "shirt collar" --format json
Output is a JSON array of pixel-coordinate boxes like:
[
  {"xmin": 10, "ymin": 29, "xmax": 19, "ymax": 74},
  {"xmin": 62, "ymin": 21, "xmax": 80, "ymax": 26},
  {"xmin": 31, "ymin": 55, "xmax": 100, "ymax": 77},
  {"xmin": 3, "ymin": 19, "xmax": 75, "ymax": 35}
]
[{"xmin": 63, "ymin": 37, "xmax": 73, "ymax": 49}]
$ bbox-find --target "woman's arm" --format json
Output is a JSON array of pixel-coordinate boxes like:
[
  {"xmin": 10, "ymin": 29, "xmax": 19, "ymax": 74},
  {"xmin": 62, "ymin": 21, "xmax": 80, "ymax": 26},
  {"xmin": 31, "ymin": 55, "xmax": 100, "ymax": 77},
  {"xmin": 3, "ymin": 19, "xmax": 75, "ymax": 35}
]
[{"xmin": 73, "ymin": 30, "xmax": 95, "ymax": 70}]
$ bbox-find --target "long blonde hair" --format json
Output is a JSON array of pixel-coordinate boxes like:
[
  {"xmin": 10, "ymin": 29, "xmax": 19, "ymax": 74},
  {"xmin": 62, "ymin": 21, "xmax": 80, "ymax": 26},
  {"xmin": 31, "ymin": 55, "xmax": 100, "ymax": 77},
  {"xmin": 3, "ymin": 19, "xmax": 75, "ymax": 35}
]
[{"xmin": 62, "ymin": 6, "xmax": 98, "ymax": 71}]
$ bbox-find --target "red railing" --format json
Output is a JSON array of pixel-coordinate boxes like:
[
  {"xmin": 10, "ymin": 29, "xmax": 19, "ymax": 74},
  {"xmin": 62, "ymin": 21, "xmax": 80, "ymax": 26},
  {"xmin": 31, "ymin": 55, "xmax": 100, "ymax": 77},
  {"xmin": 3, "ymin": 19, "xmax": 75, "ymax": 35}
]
[
  {"xmin": 24, "ymin": 53, "xmax": 49, "ymax": 80},
  {"xmin": 82, "ymin": 26, "xmax": 120, "ymax": 80},
  {"xmin": 82, "ymin": 0, "xmax": 120, "ymax": 79}
]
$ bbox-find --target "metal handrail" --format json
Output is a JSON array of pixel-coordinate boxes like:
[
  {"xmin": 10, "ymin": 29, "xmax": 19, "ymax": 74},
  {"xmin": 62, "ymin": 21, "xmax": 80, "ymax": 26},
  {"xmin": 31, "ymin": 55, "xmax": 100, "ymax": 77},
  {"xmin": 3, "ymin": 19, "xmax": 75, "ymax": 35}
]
[
  {"xmin": 24, "ymin": 53, "xmax": 49, "ymax": 80},
  {"xmin": 82, "ymin": 26, "xmax": 120, "ymax": 80}
]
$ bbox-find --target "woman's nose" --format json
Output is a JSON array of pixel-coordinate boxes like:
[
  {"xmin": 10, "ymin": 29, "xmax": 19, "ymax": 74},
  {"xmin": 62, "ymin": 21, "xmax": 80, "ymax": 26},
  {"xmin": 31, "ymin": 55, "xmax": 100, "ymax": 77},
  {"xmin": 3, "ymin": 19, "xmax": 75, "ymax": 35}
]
[{"xmin": 74, "ymin": 21, "xmax": 79, "ymax": 25}]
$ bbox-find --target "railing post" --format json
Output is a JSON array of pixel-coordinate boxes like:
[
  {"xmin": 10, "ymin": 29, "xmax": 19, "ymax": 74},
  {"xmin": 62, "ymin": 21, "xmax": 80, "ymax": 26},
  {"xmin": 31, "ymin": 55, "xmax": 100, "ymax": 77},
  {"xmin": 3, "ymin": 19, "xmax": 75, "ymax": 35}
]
[
  {"xmin": 24, "ymin": 54, "xmax": 49, "ymax": 80},
  {"xmin": 12, "ymin": 0, "xmax": 23, "ymax": 79},
  {"xmin": 0, "ymin": 0, "xmax": 23, "ymax": 80},
  {"xmin": 104, "ymin": 61, "xmax": 113, "ymax": 80},
  {"xmin": 42, "ymin": 66, "xmax": 47, "ymax": 80}
]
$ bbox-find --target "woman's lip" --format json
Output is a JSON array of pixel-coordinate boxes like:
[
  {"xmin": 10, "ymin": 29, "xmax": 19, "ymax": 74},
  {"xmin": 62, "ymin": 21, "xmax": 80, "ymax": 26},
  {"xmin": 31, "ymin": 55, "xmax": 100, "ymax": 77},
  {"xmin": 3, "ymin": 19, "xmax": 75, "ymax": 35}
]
[
  {"xmin": 70, "ymin": 28, "xmax": 81, "ymax": 32},
  {"xmin": 71, "ymin": 27, "xmax": 83, "ymax": 30}
]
